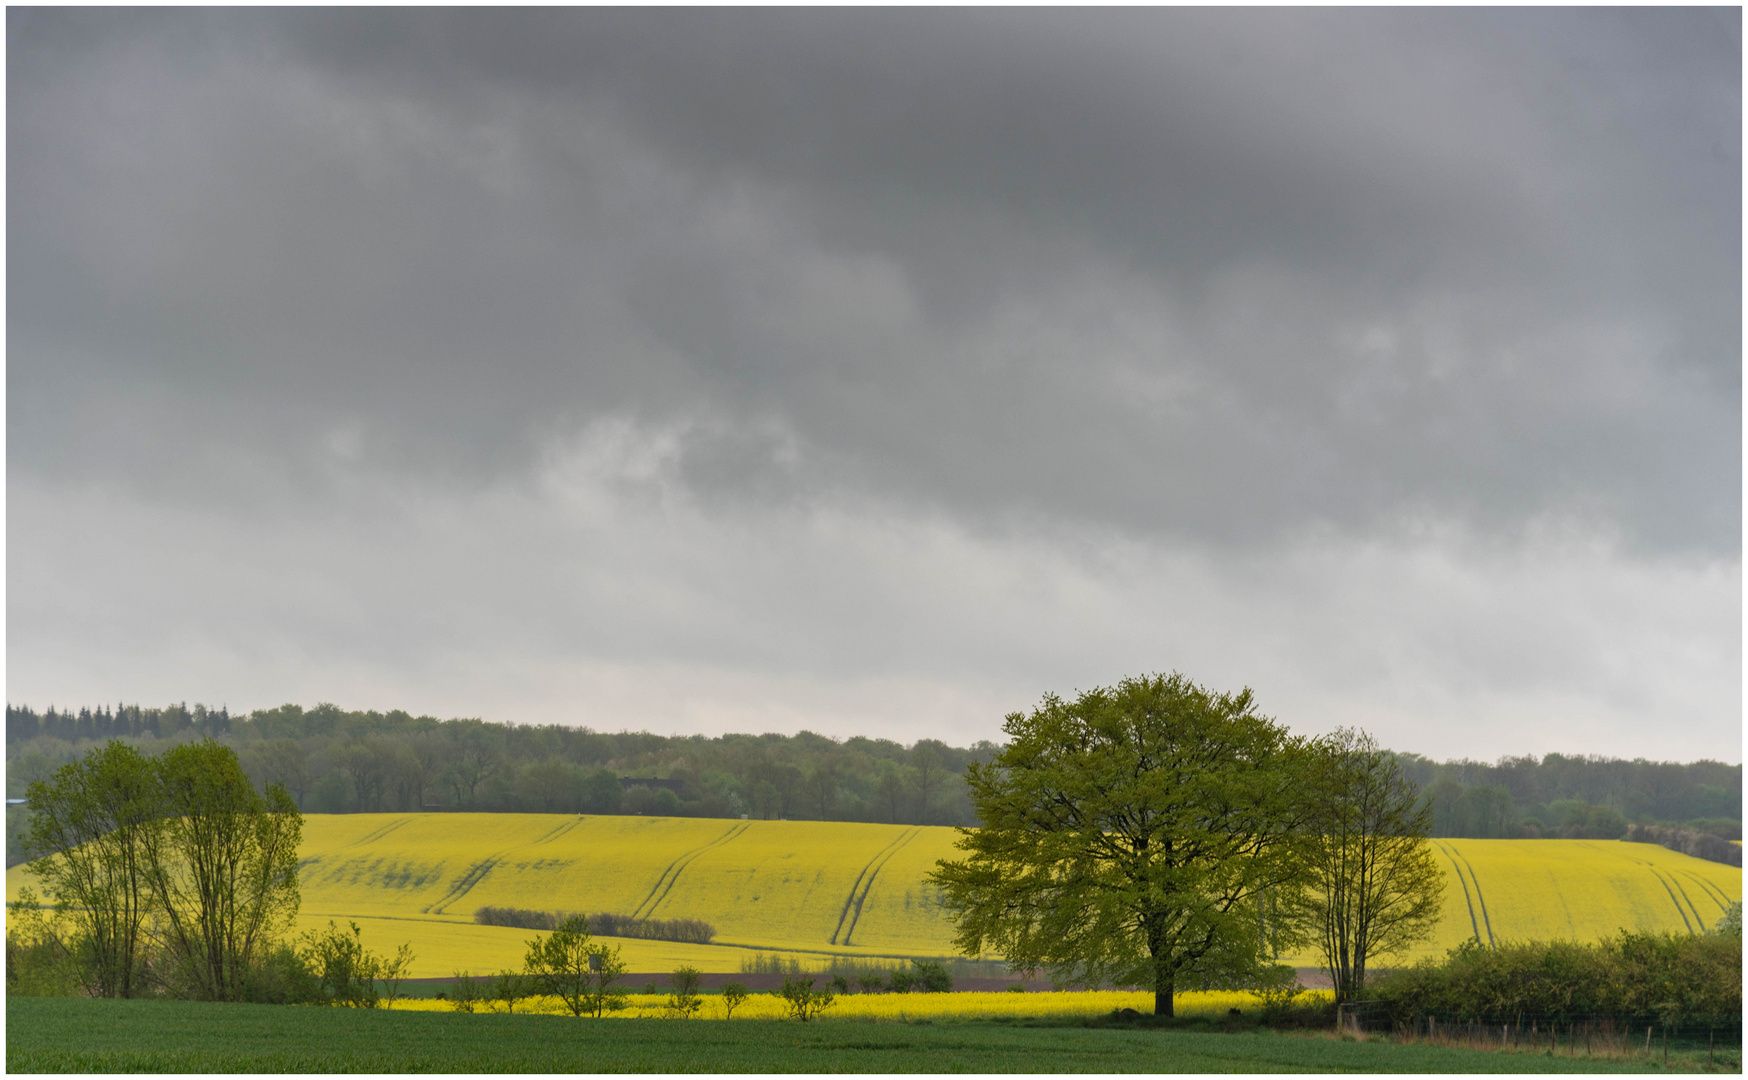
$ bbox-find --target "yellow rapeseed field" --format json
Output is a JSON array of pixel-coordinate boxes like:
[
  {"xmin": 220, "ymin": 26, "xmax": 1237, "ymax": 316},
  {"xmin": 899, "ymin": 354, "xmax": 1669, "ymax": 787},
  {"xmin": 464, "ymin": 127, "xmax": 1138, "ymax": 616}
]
[
  {"xmin": 1420, "ymin": 838, "xmax": 1742, "ymax": 957},
  {"xmin": 7, "ymin": 813, "xmax": 1739, "ymax": 978}
]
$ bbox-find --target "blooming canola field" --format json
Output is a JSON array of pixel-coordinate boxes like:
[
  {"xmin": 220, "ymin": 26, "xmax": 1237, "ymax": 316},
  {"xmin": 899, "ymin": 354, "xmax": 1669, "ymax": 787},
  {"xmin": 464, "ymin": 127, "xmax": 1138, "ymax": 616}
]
[{"xmin": 8, "ymin": 813, "xmax": 1740, "ymax": 979}]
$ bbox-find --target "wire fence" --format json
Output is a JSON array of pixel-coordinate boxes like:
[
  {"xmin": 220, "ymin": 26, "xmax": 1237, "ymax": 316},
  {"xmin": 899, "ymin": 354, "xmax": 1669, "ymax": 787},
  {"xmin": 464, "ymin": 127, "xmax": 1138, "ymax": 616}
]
[{"xmin": 1336, "ymin": 1002, "xmax": 1740, "ymax": 1058}]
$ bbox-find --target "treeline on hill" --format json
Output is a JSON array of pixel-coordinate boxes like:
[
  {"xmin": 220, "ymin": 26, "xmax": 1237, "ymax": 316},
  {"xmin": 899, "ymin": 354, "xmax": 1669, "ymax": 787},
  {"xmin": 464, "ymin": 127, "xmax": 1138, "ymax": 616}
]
[
  {"xmin": 1394, "ymin": 752, "xmax": 1740, "ymax": 842},
  {"xmin": 6, "ymin": 701, "xmax": 1740, "ymax": 868},
  {"xmin": 5, "ymin": 702, "xmax": 995, "ymax": 867}
]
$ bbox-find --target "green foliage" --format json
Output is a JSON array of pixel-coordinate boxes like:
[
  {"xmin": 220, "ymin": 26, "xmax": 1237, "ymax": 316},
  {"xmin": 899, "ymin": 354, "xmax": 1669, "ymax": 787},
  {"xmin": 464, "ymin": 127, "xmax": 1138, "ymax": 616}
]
[
  {"xmin": 488, "ymin": 969, "xmax": 533, "ymax": 1013},
  {"xmin": 778, "ymin": 976, "xmax": 835, "ymax": 1021},
  {"xmin": 447, "ymin": 970, "xmax": 484, "ymax": 1013},
  {"xmin": 522, "ymin": 915, "xmax": 627, "ymax": 1016},
  {"xmin": 1248, "ymin": 963, "xmax": 1304, "ymax": 1017},
  {"xmin": 23, "ymin": 738, "xmax": 303, "ymax": 1001},
  {"xmin": 718, "ymin": 981, "xmax": 749, "ymax": 1019},
  {"xmin": 930, "ymin": 672, "xmax": 1316, "ymax": 1017},
  {"xmin": 665, "ymin": 965, "xmax": 703, "ymax": 1018},
  {"xmin": 11, "ymin": 702, "xmax": 1738, "ymax": 841},
  {"xmin": 474, "ymin": 906, "xmax": 715, "ymax": 943},
  {"xmin": 1370, "ymin": 931, "xmax": 1744, "ymax": 1024},
  {"xmin": 7, "ymin": 701, "xmax": 1000, "ymax": 829},
  {"xmin": 141, "ymin": 740, "xmax": 303, "ymax": 1001},
  {"xmin": 1301, "ymin": 728, "xmax": 1444, "ymax": 1003},
  {"xmin": 1394, "ymin": 750, "xmax": 1741, "ymax": 841},
  {"xmin": 856, "ymin": 971, "xmax": 887, "ymax": 994},
  {"xmin": 1710, "ymin": 900, "xmax": 1741, "ymax": 938},
  {"xmin": 5, "ymin": 888, "xmax": 82, "ymax": 997},
  {"xmin": 909, "ymin": 959, "xmax": 953, "ymax": 992},
  {"xmin": 235, "ymin": 940, "xmax": 322, "ymax": 1005},
  {"xmin": 24, "ymin": 742, "xmax": 159, "ymax": 997},
  {"xmin": 294, "ymin": 920, "xmax": 413, "ymax": 1008},
  {"xmin": 1624, "ymin": 823, "xmax": 1741, "ymax": 866}
]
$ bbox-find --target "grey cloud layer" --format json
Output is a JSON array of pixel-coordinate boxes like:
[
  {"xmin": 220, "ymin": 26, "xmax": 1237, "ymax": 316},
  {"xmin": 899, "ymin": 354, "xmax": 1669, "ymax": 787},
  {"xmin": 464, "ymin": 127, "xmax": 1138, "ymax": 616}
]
[
  {"xmin": 7, "ymin": 10, "xmax": 1739, "ymax": 756},
  {"xmin": 11, "ymin": 8, "xmax": 1738, "ymax": 550}
]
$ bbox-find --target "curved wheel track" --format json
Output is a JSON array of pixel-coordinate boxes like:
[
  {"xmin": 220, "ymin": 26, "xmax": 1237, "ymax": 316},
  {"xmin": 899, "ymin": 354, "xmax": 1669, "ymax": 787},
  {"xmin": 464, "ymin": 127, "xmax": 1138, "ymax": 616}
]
[
  {"xmin": 1453, "ymin": 849, "xmax": 1496, "ymax": 946},
  {"xmin": 631, "ymin": 822, "xmax": 750, "ymax": 921},
  {"xmin": 837, "ymin": 826, "xmax": 920, "ymax": 947},
  {"xmin": 1436, "ymin": 842, "xmax": 1482, "ymax": 944}
]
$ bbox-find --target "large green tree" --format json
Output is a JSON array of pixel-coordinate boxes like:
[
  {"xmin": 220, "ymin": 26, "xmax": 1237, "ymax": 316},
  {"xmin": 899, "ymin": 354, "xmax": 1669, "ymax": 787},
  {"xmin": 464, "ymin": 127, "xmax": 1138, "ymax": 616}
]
[
  {"xmin": 24, "ymin": 742, "xmax": 160, "ymax": 997},
  {"xmin": 930, "ymin": 672, "xmax": 1316, "ymax": 1016},
  {"xmin": 139, "ymin": 739, "xmax": 302, "ymax": 1000},
  {"xmin": 1300, "ymin": 728, "xmax": 1443, "ymax": 1003}
]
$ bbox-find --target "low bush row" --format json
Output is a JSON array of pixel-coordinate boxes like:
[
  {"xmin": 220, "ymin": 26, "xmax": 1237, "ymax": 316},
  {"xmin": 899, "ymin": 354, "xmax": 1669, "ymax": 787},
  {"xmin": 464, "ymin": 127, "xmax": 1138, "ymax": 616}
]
[
  {"xmin": 1370, "ymin": 921, "xmax": 1742, "ymax": 1024},
  {"xmin": 1624, "ymin": 823, "xmax": 1742, "ymax": 867},
  {"xmin": 472, "ymin": 907, "xmax": 715, "ymax": 944}
]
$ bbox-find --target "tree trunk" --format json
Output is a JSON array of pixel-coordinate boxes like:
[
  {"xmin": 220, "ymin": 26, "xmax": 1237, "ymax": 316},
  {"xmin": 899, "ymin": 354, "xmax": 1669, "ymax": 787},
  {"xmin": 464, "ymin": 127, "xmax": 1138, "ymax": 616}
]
[{"xmin": 1154, "ymin": 954, "xmax": 1176, "ymax": 1017}]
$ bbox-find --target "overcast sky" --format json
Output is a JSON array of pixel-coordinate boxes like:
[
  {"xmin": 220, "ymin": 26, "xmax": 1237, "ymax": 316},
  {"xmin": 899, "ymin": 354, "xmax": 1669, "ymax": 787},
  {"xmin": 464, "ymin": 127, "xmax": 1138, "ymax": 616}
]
[{"xmin": 7, "ymin": 9, "xmax": 1741, "ymax": 762}]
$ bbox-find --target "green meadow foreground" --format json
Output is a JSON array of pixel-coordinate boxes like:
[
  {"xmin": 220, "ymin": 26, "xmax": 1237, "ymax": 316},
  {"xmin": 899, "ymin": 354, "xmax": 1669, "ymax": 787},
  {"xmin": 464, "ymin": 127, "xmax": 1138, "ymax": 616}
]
[{"xmin": 5, "ymin": 997, "xmax": 1678, "ymax": 1074}]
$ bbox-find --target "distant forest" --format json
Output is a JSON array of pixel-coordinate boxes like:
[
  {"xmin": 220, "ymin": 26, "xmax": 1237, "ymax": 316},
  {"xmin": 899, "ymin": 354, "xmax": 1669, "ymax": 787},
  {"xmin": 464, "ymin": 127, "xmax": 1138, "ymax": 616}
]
[{"xmin": 6, "ymin": 701, "xmax": 1740, "ymax": 869}]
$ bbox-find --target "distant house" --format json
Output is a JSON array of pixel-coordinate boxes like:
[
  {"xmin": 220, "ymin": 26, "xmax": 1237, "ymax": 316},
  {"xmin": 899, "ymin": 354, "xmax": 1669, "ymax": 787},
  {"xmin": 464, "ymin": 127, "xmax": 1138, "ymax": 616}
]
[{"xmin": 617, "ymin": 777, "xmax": 684, "ymax": 794}]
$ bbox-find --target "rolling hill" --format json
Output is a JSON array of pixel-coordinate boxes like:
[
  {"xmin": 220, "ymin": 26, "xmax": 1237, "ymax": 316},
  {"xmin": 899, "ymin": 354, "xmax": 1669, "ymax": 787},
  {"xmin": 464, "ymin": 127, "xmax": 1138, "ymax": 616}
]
[{"xmin": 9, "ymin": 813, "xmax": 1740, "ymax": 979}]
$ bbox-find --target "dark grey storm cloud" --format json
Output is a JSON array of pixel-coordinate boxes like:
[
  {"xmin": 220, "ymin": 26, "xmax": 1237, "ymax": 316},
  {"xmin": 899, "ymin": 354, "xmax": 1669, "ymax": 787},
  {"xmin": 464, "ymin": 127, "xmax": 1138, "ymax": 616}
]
[{"xmin": 7, "ymin": 9, "xmax": 1739, "ymax": 758}]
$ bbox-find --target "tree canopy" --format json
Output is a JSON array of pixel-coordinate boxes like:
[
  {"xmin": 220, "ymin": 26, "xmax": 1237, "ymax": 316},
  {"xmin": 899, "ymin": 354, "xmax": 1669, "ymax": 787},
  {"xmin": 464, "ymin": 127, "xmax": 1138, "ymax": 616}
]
[
  {"xmin": 24, "ymin": 738, "xmax": 301, "ymax": 1000},
  {"xmin": 930, "ymin": 672, "xmax": 1316, "ymax": 1016}
]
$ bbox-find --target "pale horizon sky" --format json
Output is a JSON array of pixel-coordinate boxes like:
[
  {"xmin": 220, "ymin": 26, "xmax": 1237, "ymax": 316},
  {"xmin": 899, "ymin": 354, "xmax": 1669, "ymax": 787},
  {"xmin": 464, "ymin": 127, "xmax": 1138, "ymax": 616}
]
[{"xmin": 7, "ymin": 9, "xmax": 1741, "ymax": 764}]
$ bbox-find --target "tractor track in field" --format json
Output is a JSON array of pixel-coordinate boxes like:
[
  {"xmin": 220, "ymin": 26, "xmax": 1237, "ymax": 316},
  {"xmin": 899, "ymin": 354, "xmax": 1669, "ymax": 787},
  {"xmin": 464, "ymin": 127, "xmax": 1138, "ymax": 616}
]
[
  {"xmin": 423, "ymin": 856, "xmax": 503, "ymax": 915},
  {"xmin": 1649, "ymin": 868, "xmax": 1696, "ymax": 933},
  {"xmin": 1677, "ymin": 870, "xmax": 1733, "ymax": 915},
  {"xmin": 417, "ymin": 818, "xmax": 589, "ymax": 917},
  {"xmin": 1452, "ymin": 849, "xmax": 1496, "ymax": 947},
  {"xmin": 831, "ymin": 829, "xmax": 918, "ymax": 945},
  {"xmin": 837, "ymin": 827, "xmax": 921, "ymax": 947},
  {"xmin": 1436, "ymin": 842, "xmax": 1483, "ymax": 944},
  {"xmin": 349, "ymin": 817, "xmax": 412, "ymax": 847},
  {"xmin": 528, "ymin": 816, "xmax": 586, "ymax": 847},
  {"xmin": 631, "ymin": 822, "xmax": 750, "ymax": 921},
  {"xmin": 1665, "ymin": 873, "xmax": 1708, "ymax": 930},
  {"xmin": 1593, "ymin": 842, "xmax": 1704, "ymax": 934}
]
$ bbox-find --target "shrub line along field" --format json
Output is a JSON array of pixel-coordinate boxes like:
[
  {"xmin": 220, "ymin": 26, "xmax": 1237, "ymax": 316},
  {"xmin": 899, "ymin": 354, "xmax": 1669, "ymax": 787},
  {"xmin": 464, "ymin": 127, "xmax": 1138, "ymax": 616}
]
[
  {"xmin": 7, "ymin": 814, "xmax": 1740, "ymax": 980},
  {"xmin": 6, "ymin": 997, "xmax": 1677, "ymax": 1073}
]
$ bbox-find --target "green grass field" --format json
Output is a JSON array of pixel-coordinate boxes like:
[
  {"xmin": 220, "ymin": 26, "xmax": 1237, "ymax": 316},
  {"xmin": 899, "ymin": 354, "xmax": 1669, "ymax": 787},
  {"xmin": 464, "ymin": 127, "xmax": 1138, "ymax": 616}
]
[{"xmin": 5, "ymin": 997, "xmax": 1676, "ymax": 1073}]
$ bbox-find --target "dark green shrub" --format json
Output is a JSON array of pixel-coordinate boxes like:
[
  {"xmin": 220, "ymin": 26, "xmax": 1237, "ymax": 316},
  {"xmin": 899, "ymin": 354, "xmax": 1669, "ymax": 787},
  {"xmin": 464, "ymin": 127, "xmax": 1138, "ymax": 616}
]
[
  {"xmin": 1371, "ymin": 931, "xmax": 1743, "ymax": 1024},
  {"xmin": 240, "ymin": 940, "xmax": 321, "ymax": 1005},
  {"xmin": 910, "ymin": 960, "xmax": 953, "ymax": 992},
  {"xmin": 448, "ymin": 970, "xmax": 484, "ymax": 1013}
]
